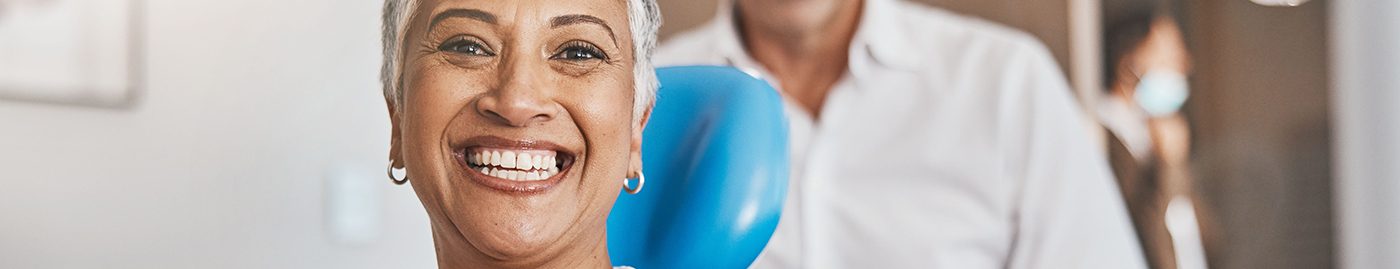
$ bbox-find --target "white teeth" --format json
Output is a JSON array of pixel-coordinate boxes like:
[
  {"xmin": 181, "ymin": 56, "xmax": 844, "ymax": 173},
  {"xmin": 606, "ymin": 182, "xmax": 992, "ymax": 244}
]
[
  {"xmin": 500, "ymin": 151, "xmax": 517, "ymax": 169},
  {"xmin": 517, "ymin": 153, "xmax": 534, "ymax": 170},
  {"xmin": 474, "ymin": 167, "xmax": 560, "ymax": 182},
  {"xmin": 468, "ymin": 149, "xmax": 563, "ymax": 182}
]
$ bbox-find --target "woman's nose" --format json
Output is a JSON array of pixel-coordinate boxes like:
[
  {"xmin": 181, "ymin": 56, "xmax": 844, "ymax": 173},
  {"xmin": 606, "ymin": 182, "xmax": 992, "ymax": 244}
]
[{"xmin": 475, "ymin": 73, "xmax": 557, "ymax": 127}]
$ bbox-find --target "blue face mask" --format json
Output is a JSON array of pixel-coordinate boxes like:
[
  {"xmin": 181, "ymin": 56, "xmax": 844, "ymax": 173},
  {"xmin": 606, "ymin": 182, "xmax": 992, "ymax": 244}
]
[{"xmin": 1134, "ymin": 70, "xmax": 1190, "ymax": 117}]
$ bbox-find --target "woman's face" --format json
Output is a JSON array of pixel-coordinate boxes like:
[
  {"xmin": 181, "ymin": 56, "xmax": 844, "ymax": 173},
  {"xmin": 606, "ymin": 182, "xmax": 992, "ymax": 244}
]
[
  {"xmin": 389, "ymin": 0, "xmax": 642, "ymax": 262},
  {"xmin": 1118, "ymin": 18, "xmax": 1191, "ymax": 98}
]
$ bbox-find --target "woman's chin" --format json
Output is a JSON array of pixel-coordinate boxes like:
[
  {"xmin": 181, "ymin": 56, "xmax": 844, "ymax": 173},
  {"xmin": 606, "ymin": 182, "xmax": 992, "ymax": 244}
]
[
  {"xmin": 468, "ymin": 220, "xmax": 570, "ymax": 262},
  {"xmin": 446, "ymin": 191, "xmax": 582, "ymax": 261}
]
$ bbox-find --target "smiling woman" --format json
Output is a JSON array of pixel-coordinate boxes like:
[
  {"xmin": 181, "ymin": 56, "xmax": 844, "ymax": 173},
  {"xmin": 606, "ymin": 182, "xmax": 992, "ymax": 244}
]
[{"xmin": 378, "ymin": 0, "xmax": 661, "ymax": 268}]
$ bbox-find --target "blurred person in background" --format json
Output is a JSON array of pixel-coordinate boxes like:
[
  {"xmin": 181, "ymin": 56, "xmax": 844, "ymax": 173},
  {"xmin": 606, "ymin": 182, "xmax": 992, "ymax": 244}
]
[
  {"xmin": 379, "ymin": 0, "xmax": 661, "ymax": 267},
  {"xmin": 656, "ymin": 0, "xmax": 1145, "ymax": 268},
  {"xmin": 1100, "ymin": 0, "xmax": 1213, "ymax": 268}
]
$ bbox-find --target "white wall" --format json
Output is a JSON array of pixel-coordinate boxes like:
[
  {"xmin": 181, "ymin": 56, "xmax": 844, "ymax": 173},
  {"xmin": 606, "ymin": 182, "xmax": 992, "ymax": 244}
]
[
  {"xmin": 0, "ymin": 0, "xmax": 436, "ymax": 268},
  {"xmin": 1333, "ymin": 0, "xmax": 1400, "ymax": 268}
]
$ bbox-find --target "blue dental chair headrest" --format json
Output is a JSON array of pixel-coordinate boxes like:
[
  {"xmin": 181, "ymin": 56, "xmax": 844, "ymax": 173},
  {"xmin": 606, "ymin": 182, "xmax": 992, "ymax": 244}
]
[{"xmin": 608, "ymin": 66, "xmax": 790, "ymax": 268}]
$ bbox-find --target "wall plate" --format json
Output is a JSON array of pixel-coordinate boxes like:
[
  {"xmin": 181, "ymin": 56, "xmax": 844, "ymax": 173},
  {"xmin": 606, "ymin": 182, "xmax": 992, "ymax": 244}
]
[{"xmin": 0, "ymin": 0, "xmax": 143, "ymax": 108}]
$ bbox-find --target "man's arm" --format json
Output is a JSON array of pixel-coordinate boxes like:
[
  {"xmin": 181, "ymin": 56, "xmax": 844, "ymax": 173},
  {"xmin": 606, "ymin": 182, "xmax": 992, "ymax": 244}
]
[{"xmin": 999, "ymin": 39, "xmax": 1148, "ymax": 269}]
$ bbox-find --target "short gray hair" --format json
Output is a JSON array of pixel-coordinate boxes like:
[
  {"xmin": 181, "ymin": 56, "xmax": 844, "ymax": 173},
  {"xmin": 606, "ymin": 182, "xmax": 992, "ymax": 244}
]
[{"xmin": 381, "ymin": 0, "xmax": 662, "ymax": 124}]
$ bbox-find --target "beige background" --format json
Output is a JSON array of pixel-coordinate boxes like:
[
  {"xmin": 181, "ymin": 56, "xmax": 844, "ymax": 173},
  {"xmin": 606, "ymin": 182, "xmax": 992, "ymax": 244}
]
[{"xmin": 1181, "ymin": 0, "xmax": 1333, "ymax": 268}]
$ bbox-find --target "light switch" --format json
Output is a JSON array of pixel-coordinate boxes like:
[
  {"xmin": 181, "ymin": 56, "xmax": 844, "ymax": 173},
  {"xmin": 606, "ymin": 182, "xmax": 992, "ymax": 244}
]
[{"xmin": 1249, "ymin": 0, "xmax": 1310, "ymax": 7}]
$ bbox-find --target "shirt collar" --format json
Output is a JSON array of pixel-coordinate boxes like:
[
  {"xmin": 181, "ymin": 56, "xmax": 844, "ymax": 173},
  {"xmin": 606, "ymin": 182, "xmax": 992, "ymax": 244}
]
[
  {"xmin": 1097, "ymin": 94, "xmax": 1155, "ymax": 163},
  {"xmin": 853, "ymin": 0, "xmax": 923, "ymax": 70},
  {"xmin": 704, "ymin": 0, "xmax": 924, "ymax": 73},
  {"xmin": 704, "ymin": 1, "xmax": 757, "ymax": 71}
]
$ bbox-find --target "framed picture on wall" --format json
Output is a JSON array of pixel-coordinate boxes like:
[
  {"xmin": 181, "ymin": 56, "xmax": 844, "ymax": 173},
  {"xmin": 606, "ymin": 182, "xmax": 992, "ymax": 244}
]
[{"xmin": 0, "ymin": 0, "xmax": 142, "ymax": 108}]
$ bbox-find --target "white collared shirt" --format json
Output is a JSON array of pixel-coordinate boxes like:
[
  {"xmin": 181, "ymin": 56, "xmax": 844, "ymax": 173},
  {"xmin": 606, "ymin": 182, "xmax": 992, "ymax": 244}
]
[{"xmin": 655, "ymin": 0, "xmax": 1146, "ymax": 268}]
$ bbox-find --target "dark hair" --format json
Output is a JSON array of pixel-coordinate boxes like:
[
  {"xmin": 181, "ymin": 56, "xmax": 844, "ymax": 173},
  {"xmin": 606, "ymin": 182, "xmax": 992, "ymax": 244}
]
[{"xmin": 1102, "ymin": 0, "xmax": 1174, "ymax": 90}]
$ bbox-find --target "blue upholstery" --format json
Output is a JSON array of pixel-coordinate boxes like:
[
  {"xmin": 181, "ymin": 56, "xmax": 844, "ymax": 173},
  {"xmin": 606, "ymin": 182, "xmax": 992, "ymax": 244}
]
[{"xmin": 608, "ymin": 66, "xmax": 790, "ymax": 268}]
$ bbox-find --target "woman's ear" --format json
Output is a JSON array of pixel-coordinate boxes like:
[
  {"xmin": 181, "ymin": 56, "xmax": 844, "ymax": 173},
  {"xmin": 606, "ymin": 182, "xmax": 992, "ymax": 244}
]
[
  {"xmin": 388, "ymin": 101, "xmax": 406, "ymax": 168},
  {"xmin": 627, "ymin": 106, "xmax": 653, "ymax": 178}
]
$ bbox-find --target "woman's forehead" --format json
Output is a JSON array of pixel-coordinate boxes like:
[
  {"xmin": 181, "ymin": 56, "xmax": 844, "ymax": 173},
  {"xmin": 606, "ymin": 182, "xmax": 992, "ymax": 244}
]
[{"xmin": 417, "ymin": 0, "xmax": 631, "ymax": 24}]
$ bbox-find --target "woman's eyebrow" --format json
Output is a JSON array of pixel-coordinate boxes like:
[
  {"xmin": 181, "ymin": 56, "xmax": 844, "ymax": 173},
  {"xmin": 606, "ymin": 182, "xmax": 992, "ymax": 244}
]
[
  {"xmin": 429, "ymin": 8, "xmax": 497, "ymax": 31},
  {"xmin": 550, "ymin": 14, "xmax": 619, "ymax": 48}
]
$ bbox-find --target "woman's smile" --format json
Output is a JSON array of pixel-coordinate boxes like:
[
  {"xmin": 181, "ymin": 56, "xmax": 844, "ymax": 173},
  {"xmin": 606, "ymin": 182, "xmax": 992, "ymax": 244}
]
[{"xmin": 453, "ymin": 136, "xmax": 577, "ymax": 194}]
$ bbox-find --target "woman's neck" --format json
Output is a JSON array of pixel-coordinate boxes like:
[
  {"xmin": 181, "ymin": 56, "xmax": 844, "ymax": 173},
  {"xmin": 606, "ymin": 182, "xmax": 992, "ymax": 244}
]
[{"xmin": 430, "ymin": 226, "xmax": 613, "ymax": 269}]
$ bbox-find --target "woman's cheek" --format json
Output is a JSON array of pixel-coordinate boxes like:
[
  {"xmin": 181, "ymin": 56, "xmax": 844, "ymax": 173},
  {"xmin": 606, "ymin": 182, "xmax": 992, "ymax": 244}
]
[
  {"xmin": 401, "ymin": 65, "xmax": 486, "ymax": 182},
  {"xmin": 553, "ymin": 76, "xmax": 629, "ymax": 161},
  {"xmin": 575, "ymin": 72, "xmax": 634, "ymax": 119}
]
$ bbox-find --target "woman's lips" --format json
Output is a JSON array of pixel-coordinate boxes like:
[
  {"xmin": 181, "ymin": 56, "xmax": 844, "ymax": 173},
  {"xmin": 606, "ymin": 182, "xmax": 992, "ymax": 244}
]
[{"xmin": 452, "ymin": 136, "xmax": 575, "ymax": 194}]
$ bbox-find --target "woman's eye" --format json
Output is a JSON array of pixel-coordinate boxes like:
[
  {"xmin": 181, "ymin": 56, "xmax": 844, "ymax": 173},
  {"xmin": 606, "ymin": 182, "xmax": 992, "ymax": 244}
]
[
  {"xmin": 552, "ymin": 42, "xmax": 608, "ymax": 61},
  {"xmin": 439, "ymin": 37, "xmax": 493, "ymax": 56},
  {"xmin": 557, "ymin": 47, "xmax": 599, "ymax": 60}
]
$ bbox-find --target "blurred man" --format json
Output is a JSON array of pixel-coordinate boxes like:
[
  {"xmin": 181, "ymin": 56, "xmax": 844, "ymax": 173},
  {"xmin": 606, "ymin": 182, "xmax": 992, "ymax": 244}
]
[{"xmin": 655, "ymin": 0, "xmax": 1146, "ymax": 268}]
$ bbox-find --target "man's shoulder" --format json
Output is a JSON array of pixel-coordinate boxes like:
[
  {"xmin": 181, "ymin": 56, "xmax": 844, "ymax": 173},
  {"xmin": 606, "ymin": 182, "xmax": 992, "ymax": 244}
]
[{"xmin": 653, "ymin": 23, "xmax": 728, "ymax": 67}]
